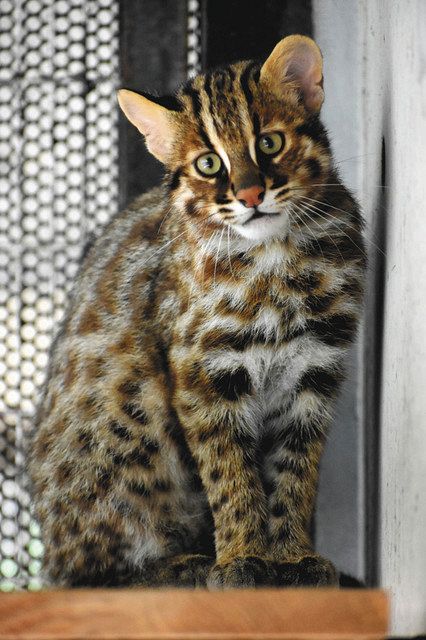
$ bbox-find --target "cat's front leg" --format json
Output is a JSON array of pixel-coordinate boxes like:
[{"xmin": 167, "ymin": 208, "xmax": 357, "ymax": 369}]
[
  {"xmin": 174, "ymin": 360, "xmax": 277, "ymax": 587},
  {"xmin": 261, "ymin": 378, "xmax": 340, "ymax": 586}
]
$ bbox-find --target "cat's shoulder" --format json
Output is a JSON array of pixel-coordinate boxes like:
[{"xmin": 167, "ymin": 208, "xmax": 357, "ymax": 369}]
[
  {"xmin": 80, "ymin": 186, "xmax": 168, "ymax": 264},
  {"xmin": 126, "ymin": 185, "xmax": 166, "ymax": 214}
]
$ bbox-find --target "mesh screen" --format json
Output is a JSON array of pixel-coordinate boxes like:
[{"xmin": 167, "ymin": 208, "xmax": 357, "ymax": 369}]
[{"xmin": 0, "ymin": 0, "xmax": 119, "ymax": 590}]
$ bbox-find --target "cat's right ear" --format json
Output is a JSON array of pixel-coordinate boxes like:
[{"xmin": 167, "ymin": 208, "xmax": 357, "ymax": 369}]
[{"xmin": 117, "ymin": 90, "xmax": 177, "ymax": 163}]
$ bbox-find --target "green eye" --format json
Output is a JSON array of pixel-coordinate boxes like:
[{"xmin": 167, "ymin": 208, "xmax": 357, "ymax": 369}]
[
  {"xmin": 195, "ymin": 152, "xmax": 222, "ymax": 176},
  {"xmin": 257, "ymin": 132, "xmax": 284, "ymax": 156}
]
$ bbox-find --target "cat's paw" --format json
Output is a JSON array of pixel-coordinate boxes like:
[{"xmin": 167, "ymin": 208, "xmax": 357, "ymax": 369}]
[
  {"xmin": 148, "ymin": 554, "xmax": 214, "ymax": 588},
  {"xmin": 276, "ymin": 555, "xmax": 338, "ymax": 587},
  {"xmin": 207, "ymin": 556, "xmax": 278, "ymax": 589}
]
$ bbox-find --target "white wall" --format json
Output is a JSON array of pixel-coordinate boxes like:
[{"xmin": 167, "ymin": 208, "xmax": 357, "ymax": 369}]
[
  {"xmin": 314, "ymin": 0, "xmax": 426, "ymax": 635},
  {"xmin": 364, "ymin": 1, "xmax": 426, "ymax": 634}
]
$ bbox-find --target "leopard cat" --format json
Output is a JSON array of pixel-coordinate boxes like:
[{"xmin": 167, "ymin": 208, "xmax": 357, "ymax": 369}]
[{"xmin": 29, "ymin": 35, "xmax": 365, "ymax": 589}]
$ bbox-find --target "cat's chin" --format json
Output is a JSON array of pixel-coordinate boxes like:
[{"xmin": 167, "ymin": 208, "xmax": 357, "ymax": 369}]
[{"xmin": 231, "ymin": 213, "xmax": 290, "ymax": 243}]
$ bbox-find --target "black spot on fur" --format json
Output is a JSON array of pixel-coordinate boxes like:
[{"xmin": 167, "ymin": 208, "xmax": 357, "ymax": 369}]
[
  {"xmin": 219, "ymin": 493, "xmax": 229, "ymax": 507},
  {"xmin": 211, "ymin": 501, "xmax": 220, "ymax": 513},
  {"xmin": 299, "ymin": 367, "xmax": 343, "ymax": 396},
  {"xmin": 189, "ymin": 473, "xmax": 204, "ymax": 493},
  {"xmin": 201, "ymin": 330, "xmax": 254, "ymax": 352},
  {"xmin": 57, "ymin": 463, "xmax": 72, "ymax": 481},
  {"xmin": 164, "ymin": 413, "xmax": 197, "ymax": 471},
  {"xmin": 198, "ymin": 424, "xmax": 221, "ymax": 443},
  {"xmin": 271, "ymin": 502, "xmax": 286, "ymax": 518},
  {"xmin": 305, "ymin": 292, "xmax": 335, "ymax": 314},
  {"xmin": 211, "ymin": 367, "xmax": 252, "ymax": 401},
  {"xmin": 122, "ymin": 403, "xmax": 148, "ymax": 425},
  {"xmin": 276, "ymin": 522, "xmax": 291, "ymax": 541},
  {"xmin": 271, "ymin": 175, "xmax": 288, "ymax": 190},
  {"xmin": 185, "ymin": 199, "xmax": 197, "ymax": 217},
  {"xmin": 216, "ymin": 443, "xmax": 225, "ymax": 457},
  {"xmin": 96, "ymin": 522, "xmax": 116, "ymax": 537},
  {"xmin": 264, "ymin": 409, "xmax": 283, "ymax": 424},
  {"xmin": 77, "ymin": 430, "xmax": 96, "ymax": 453},
  {"xmin": 96, "ymin": 468, "xmax": 112, "ymax": 493},
  {"xmin": 233, "ymin": 428, "xmax": 256, "ymax": 452},
  {"xmin": 304, "ymin": 232, "xmax": 365, "ymax": 264},
  {"xmin": 110, "ymin": 421, "xmax": 132, "ymax": 441},
  {"xmin": 118, "ymin": 380, "xmax": 140, "ymax": 397},
  {"xmin": 127, "ymin": 481, "xmax": 151, "ymax": 498},
  {"xmin": 154, "ymin": 479, "xmax": 171, "ymax": 492},
  {"xmin": 285, "ymin": 324, "xmax": 308, "ymax": 342},
  {"xmin": 110, "ymin": 451, "xmax": 126, "ymax": 466},
  {"xmin": 168, "ymin": 167, "xmax": 182, "ymax": 192},
  {"xmin": 277, "ymin": 419, "xmax": 324, "ymax": 455},
  {"xmin": 210, "ymin": 468, "xmax": 221, "ymax": 482},
  {"xmin": 244, "ymin": 529, "xmax": 257, "ymax": 545},
  {"xmin": 141, "ymin": 436, "xmax": 160, "ymax": 454},
  {"xmin": 286, "ymin": 271, "xmax": 320, "ymax": 293},
  {"xmin": 305, "ymin": 158, "xmax": 321, "ymax": 179},
  {"xmin": 274, "ymin": 457, "xmax": 305, "ymax": 479},
  {"xmin": 296, "ymin": 117, "xmax": 329, "ymax": 147},
  {"xmin": 127, "ymin": 449, "xmax": 152, "ymax": 468},
  {"xmin": 308, "ymin": 314, "xmax": 357, "ymax": 346},
  {"xmin": 263, "ymin": 478, "xmax": 276, "ymax": 496}
]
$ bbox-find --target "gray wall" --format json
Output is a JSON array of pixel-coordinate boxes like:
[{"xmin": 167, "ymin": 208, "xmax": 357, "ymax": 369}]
[{"xmin": 314, "ymin": 0, "xmax": 426, "ymax": 634}]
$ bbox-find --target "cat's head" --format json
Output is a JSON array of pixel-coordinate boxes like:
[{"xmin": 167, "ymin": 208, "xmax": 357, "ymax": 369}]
[{"xmin": 118, "ymin": 35, "xmax": 331, "ymax": 244}]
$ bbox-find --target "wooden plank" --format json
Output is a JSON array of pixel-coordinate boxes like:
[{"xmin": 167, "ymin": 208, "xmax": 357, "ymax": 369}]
[{"xmin": 0, "ymin": 589, "xmax": 388, "ymax": 639}]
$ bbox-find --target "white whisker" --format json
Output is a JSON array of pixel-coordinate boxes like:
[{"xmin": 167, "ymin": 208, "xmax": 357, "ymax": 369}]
[{"xmin": 213, "ymin": 228, "xmax": 225, "ymax": 286}]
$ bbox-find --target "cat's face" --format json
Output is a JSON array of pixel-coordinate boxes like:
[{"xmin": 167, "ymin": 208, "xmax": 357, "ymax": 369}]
[{"xmin": 119, "ymin": 36, "xmax": 330, "ymax": 244}]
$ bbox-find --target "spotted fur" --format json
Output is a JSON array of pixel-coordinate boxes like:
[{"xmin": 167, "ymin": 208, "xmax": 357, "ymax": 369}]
[{"xmin": 29, "ymin": 36, "xmax": 365, "ymax": 588}]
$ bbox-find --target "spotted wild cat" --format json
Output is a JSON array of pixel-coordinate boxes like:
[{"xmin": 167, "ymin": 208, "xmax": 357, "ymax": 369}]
[{"xmin": 29, "ymin": 35, "xmax": 365, "ymax": 588}]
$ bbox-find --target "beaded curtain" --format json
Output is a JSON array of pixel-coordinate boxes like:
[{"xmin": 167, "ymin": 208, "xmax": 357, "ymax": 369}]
[{"xmin": 0, "ymin": 0, "xmax": 119, "ymax": 591}]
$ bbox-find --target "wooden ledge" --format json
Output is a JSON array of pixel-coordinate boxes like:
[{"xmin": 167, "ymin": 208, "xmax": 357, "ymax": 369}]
[{"xmin": 0, "ymin": 588, "xmax": 388, "ymax": 639}]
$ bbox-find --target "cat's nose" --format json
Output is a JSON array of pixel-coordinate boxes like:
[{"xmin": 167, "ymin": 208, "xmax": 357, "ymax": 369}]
[{"xmin": 236, "ymin": 185, "xmax": 265, "ymax": 208}]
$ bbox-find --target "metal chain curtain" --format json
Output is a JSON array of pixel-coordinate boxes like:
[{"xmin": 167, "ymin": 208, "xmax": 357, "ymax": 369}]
[
  {"xmin": 0, "ymin": 0, "xmax": 120, "ymax": 591},
  {"xmin": 187, "ymin": 0, "xmax": 202, "ymax": 78}
]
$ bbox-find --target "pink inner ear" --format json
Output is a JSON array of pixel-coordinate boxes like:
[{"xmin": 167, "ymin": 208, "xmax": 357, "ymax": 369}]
[{"xmin": 285, "ymin": 48, "xmax": 323, "ymax": 112}]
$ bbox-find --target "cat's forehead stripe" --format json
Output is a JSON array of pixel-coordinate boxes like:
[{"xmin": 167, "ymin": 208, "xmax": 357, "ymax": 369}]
[
  {"xmin": 239, "ymin": 61, "xmax": 260, "ymax": 111},
  {"xmin": 182, "ymin": 82, "xmax": 214, "ymax": 150},
  {"xmin": 181, "ymin": 63, "xmax": 257, "ymax": 154}
]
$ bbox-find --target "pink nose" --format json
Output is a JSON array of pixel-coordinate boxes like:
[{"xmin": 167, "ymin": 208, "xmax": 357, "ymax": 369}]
[{"xmin": 236, "ymin": 185, "xmax": 265, "ymax": 208}]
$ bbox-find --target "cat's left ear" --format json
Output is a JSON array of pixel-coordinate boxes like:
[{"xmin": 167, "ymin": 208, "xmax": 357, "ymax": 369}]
[
  {"xmin": 117, "ymin": 89, "xmax": 178, "ymax": 163},
  {"xmin": 260, "ymin": 35, "xmax": 324, "ymax": 113}
]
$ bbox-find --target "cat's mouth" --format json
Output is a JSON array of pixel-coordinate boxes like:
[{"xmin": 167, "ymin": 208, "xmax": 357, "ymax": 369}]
[{"xmin": 242, "ymin": 209, "xmax": 281, "ymax": 225}]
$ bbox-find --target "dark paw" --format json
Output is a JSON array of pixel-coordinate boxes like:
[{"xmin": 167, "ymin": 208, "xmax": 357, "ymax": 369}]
[
  {"xmin": 276, "ymin": 555, "xmax": 338, "ymax": 587},
  {"xmin": 148, "ymin": 554, "xmax": 214, "ymax": 588},
  {"xmin": 207, "ymin": 556, "xmax": 278, "ymax": 589}
]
